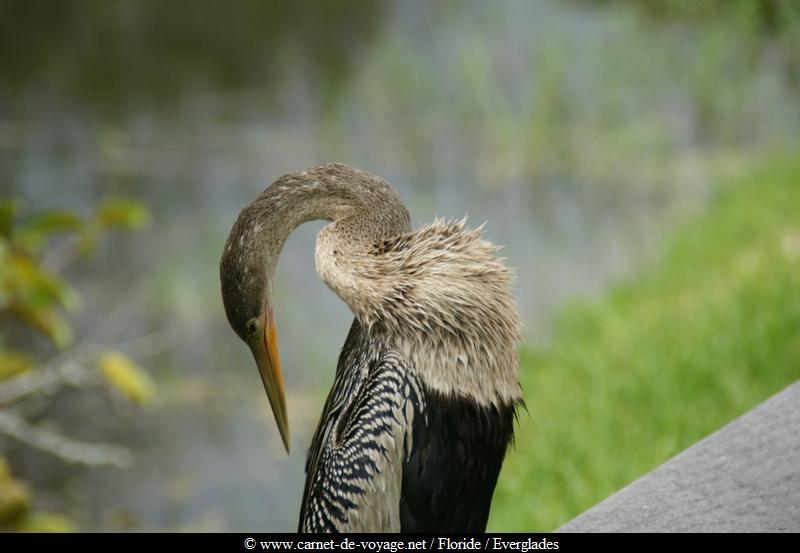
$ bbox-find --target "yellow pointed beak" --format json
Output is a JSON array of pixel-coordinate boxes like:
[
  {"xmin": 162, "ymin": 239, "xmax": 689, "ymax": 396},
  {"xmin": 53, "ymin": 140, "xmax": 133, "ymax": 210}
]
[{"xmin": 249, "ymin": 307, "xmax": 290, "ymax": 453}]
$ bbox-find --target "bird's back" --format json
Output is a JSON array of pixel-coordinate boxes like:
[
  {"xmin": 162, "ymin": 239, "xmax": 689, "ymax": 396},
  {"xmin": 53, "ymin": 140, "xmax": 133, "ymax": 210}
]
[{"xmin": 399, "ymin": 388, "xmax": 515, "ymax": 531}]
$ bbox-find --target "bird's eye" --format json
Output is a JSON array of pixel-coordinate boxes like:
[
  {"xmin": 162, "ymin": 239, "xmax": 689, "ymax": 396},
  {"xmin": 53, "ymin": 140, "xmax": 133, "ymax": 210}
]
[{"xmin": 246, "ymin": 318, "xmax": 260, "ymax": 336}]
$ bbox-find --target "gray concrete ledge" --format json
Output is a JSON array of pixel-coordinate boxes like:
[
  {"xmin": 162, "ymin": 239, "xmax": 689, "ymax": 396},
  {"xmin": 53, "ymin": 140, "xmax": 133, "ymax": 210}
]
[{"xmin": 558, "ymin": 380, "xmax": 800, "ymax": 532}]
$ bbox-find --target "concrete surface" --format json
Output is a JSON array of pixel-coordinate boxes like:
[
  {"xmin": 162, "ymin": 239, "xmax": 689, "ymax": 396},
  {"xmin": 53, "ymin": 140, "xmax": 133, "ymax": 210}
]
[{"xmin": 558, "ymin": 380, "xmax": 800, "ymax": 532}]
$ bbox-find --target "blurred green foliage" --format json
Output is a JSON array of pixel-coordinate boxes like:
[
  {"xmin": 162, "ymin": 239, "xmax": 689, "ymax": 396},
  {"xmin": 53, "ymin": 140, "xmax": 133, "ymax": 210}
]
[
  {"xmin": 98, "ymin": 351, "xmax": 156, "ymax": 406},
  {"xmin": 615, "ymin": 0, "xmax": 796, "ymax": 34},
  {"xmin": 490, "ymin": 153, "xmax": 800, "ymax": 530},
  {"xmin": 320, "ymin": 0, "xmax": 799, "ymax": 192},
  {"xmin": 591, "ymin": 0, "xmax": 800, "ymax": 78},
  {"xmin": 0, "ymin": 454, "xmax": 74, "ymax": 532},
  {"xmin": 0, "ymin": 198, "xmax": 150, "ymax": 347},
  {"xmin": 0, "ymin": 197, "xmax": 153, "ymax": 531}
]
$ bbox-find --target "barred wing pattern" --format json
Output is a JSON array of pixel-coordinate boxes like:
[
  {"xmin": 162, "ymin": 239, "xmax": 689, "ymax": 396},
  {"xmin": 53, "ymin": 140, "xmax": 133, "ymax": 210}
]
[{"xmin": 299, "ymin": 348, "xmax": 425, "ymax": 532}]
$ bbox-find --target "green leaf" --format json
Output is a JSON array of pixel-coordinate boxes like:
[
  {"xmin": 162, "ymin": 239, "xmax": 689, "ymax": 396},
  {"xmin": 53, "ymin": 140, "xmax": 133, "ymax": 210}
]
[
  {"xmin": 3, "ymin": 253, "xmax": 80, "ymax": 312},
  {"xmin": 98, "ymin": 351, "xmax": 156, "ymax": 405},
  {"xmin": 75, "ymin": 229, "xmax": 99, "ymax": 256},
  {"xmin": 0, "ymin": 350, "xmax": 36, "ymax": 381},
  {"xmin": 14, "ymin": 210, "xmax": 84, "ymax": 253},
  {"xmin": 15, "ymin": 511, "xmax": 75, "ymax": 532},
  {"xmin": 0, "ymin": 481, "xmax": 31, "ymax": 527},
  {"xmin": 11, "ymin": 306, "xmax": 74, "ymax": 349},
  {"xmin": 0, "ymin": 456, "xmax": 12, "ymax": 481},
  {"xmin": 0, "ymin": 456, "xmax": 31, "ymax": 527},
  {"xmin": 0, "ymin": 251, "xmax": 75, "ymax": 347},
  {"xmin": 0, "ymin": 199, "xmax": 19, "ymax": 238},
  {"xmin": 5, "ymin": 250, "xmax": 80, "ymax": 311},
  {"xmin": 0, "ymin": 241, "xmax": 10, "ymax": 307},
  {"xmin": 95, "ymin": 199, "xmax": 151, "ymax": 231}
]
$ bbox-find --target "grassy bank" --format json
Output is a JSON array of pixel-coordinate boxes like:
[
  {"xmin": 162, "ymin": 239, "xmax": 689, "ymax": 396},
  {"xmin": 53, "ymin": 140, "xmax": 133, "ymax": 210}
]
[{"xmin": 489, "ymin": 154, "xmax": 800, "ymax": 531}]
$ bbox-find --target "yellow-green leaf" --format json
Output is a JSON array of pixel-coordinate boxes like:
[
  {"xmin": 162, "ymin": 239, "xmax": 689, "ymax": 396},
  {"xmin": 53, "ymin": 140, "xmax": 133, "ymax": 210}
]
[
  {"xmin": 0, "ymin": 481, "xmax": 31, "ymax": 526},
  {"xmin": 0, "ymin": 237, "xmax": 9, "ymax": 264},
  {"xmin": 96, "ymin": 199, "xmax": 151, "ymax": 231},
  {"xmin": 14, "ymin": 210, "xmax": 83, "ymax": 253},
  {"xmin": 0, "ymin": 457, "xmax": 31, "ymax": 526},
  {"xmin": 10, "ymin": 305, "xmax": 74, "ymax": 349},
  {"xmin": 4, "ymin": 252, "xmax": 80, "ymax": 311},
  {"xmin": 0, "ymin": 456, "xmax": 15, "ymax": 481},
  {"xmin": 0, "ymin": 199, "xmax": 19, "ymax": 238},
  {"xmin": 75, "ymin": 228, "xmax": 99, "ymax": 256},
  {"xmin": 0, "ymin": 350, "xmax": 36, "ymax": 381},
  {"xmin": 15, "ymin": 511, "xmax": 75, "ymax": 532},
  {"xmin": 98, "ymin": 351, "xmax": 155, "ymax": 405}
]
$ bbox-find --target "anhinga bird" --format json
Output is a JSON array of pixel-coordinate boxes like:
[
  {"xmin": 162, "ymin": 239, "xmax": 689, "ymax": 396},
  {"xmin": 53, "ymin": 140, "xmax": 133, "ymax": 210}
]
[{"xmin": 220, "ymin": 163, "xmax": 522, "ymax": 532}]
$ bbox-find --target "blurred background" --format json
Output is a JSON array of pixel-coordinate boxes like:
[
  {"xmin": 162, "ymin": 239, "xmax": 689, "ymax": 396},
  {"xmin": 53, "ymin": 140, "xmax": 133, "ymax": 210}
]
[{"xmin": 1, "ymin": 0, "xmax": 798, "ymax": 532}]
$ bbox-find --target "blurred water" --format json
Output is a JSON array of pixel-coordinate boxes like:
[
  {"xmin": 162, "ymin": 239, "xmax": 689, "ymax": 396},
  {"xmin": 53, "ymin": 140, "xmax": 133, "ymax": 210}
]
[{"xmin": 2, "ymin": 0, "xmax": 797, "ymax": 531}]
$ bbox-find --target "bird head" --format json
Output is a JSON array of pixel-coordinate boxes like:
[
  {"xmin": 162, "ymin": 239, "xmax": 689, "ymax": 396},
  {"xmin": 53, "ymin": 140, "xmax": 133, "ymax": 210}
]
[
  {"xmin": 220, "ymin": 215, "xmax": 290, "ymax": 453},
  {"xmin": 218, "ymin": 162, "xmax": 413, "ymax": 456}
]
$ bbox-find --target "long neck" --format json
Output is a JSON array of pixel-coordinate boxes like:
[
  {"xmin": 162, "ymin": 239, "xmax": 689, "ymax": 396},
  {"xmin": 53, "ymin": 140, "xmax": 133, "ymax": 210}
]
[
  {"xmin": 232, "ymin": 163, "xmax": 411, "ymax": 281},
  {"xmin": 223, "ymin": 163, "xmax": 522, "ymax": 407}
]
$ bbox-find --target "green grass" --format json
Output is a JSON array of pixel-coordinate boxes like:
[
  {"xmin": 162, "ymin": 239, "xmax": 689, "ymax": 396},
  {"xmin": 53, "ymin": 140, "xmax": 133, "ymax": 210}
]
[{"xmin": 489, "ymin": 154, "xmax": 800, "ymax": 531}]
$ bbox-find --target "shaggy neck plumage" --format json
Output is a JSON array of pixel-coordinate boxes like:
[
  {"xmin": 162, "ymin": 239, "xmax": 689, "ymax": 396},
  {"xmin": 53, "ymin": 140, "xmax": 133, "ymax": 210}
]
[{"xmin": 332, "ymin": 218, "xmax": 523, "ymax": 406}]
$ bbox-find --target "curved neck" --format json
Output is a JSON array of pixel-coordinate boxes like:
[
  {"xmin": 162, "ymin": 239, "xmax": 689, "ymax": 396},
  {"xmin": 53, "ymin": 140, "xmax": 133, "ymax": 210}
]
[
  {"xmin": 229, "ymin": 163, "xmax": 411, "ymax": 281},
  {"xmin": 222, "ymin": 164, "xmax": 522, "ymax": 406}
]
